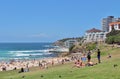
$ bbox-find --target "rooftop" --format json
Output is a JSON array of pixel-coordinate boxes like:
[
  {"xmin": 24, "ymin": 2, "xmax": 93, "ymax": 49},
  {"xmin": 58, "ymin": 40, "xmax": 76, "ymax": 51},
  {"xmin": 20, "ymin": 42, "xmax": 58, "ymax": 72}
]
[
  {"xmin": 109, "ymin": 22, "xmax": 120, "ymax": 26},
  {"xmin": 86, "ymin": 28, "xmax": 102, "ymax": 33}
]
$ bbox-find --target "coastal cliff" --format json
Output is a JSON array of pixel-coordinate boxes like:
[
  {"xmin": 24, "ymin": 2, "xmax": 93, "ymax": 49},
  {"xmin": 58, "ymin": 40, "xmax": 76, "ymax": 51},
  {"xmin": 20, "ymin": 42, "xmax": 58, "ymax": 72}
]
[{"xmin": 53, "ymin": 37, "xmax": 83, "ymax": 47}]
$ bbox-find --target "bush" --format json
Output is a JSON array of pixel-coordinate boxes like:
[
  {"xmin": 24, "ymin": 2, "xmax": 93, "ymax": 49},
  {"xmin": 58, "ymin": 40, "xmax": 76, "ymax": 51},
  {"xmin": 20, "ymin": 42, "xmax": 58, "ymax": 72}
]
[
  {"xmin": 106, "ymin": 36, "xmax": 115, "ymax": 44},
  {"xmin": 114, "ymin": 35, "xmax": 120, "ymax": 43},
  {"xmin": 86, "ymin": 43, "xmax": 97, "ymax": 50},
  {"xmin": 106, "ymin": 30, "xmax": 120, "ymax": 37},
  {"xmin": 106, "ymin": 30, "xmax": 120, "ymax": 44}
]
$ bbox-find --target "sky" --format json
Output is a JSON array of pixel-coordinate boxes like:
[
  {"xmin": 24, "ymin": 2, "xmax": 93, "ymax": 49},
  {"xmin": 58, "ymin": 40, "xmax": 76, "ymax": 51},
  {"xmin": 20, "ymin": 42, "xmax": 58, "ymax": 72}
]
[{"xmin": 0, "ymin": 0, "xmax": 120, "ymax": 42}]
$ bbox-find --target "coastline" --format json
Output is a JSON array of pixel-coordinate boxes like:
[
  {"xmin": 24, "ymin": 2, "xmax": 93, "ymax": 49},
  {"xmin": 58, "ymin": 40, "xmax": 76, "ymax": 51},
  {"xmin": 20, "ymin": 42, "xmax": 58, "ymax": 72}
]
[{"xmin": 0, "ymin": 43, "xmax": 71, "ymax": 72}]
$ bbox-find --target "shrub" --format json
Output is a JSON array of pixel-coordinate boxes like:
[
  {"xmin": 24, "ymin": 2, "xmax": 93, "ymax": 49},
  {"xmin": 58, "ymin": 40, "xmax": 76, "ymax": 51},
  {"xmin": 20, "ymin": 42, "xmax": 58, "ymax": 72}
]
[
  {"xmin": 106, "ymin": 30, "xmax": 120, "ymax": 44},
  {"xmin": 86, "ymin": 43, "xmax": 97, "ymax": 50}
]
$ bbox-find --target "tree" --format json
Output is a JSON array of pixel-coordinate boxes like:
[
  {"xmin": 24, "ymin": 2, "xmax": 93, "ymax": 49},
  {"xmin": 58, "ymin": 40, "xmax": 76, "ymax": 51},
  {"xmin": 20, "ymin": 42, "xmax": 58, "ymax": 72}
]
[
  {"xmin": 106, "ymin": 30, "xmax": 120, "ymax": 44},
  {"xmin": 106, "ymin": 30, "xmax": 120, "ymax": 37},
  {"xmin": 106, "ymin": 36, "xmax": 115, "ymax": 44}
]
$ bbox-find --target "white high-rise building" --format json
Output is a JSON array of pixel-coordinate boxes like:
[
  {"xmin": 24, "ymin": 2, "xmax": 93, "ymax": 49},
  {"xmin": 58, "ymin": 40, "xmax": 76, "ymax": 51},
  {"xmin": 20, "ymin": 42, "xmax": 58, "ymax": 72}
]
[
  {"xmin": 102, "ymin": 16, "xmax": 120, "ymax": 32},
  {"xmin": 102, "ymin": 16, "xmax": 115, "ymax": 32}
]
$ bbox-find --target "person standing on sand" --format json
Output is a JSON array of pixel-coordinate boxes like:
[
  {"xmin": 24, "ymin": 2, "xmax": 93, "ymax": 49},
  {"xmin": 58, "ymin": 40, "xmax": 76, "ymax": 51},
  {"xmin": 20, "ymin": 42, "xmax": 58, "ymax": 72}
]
[
  {"xmin": 87, "ymin": 50, "xmax": 91, "ymax": 62},
  {"xmin": 97, "ymin": 49, "xmax": 101, "ymax": 63},
  {"xmin": 51, "ymin": 60, "xmax": 54, "ymax": 66}
]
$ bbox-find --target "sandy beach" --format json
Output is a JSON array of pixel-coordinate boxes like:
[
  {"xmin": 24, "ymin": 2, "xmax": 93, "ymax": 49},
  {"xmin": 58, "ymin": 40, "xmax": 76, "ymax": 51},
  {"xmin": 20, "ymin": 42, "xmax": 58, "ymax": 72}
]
[{"xmin": 0, "ymin": 56, "xmax": 71, "ymax": 71}]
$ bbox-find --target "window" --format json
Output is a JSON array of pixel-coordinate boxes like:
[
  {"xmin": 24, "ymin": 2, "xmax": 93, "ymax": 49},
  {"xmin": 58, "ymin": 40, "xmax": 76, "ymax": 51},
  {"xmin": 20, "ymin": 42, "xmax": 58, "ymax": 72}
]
[{"xmin": 119, "ymin": 24, "xmax": 120, "ymax": 29}]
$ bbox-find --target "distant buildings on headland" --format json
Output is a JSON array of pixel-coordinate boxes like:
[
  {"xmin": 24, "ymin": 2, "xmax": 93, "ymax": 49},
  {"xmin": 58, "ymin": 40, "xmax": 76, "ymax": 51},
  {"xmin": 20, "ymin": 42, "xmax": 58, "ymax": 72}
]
[
  {"xmin": 64, "ymin": 39, "xmax": 78, "ymax": 48},
  {"xmin": 83, "ymin": 16, "xmax": 120, "ymax": 43},
  {"xmin": 54, "ymin": 37, "xmax": 81, "ymax": 49},
  {"xmin": 55, "ymin": 16, "xmax": 120, "ymax": 48}
]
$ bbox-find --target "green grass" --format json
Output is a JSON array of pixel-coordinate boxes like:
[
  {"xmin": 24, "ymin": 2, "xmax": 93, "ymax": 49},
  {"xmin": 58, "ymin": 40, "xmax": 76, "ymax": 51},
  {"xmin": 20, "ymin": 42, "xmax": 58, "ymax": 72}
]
[{"xmin": 0, "ymin": 46, "xmax": 120, "ymax": 79}]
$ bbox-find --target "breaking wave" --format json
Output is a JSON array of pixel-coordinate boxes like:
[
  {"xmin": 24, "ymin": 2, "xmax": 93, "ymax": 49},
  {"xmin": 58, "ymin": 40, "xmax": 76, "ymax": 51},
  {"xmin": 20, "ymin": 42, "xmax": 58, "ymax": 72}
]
[
  {"xmin": 9, "ymin": 49, "xmax": 51, "ymax": 53},
  {"xmin": 8, "ymin": 49, "xmax": 53, "ymax": 57}
]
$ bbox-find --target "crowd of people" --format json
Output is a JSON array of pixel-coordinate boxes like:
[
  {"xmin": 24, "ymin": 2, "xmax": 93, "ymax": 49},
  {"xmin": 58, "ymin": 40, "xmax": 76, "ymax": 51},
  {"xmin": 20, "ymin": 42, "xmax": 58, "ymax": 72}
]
[
  {"xmin": 72, "ymin": 49, "xmax": 102, "ymax": 68},
  {"xmin": 0, "ymin": 48, "xmax": 106, "ymax": 72},
  {"xmin": 0, "ymin": 57, "xmax": 71, "ymax": 72}
]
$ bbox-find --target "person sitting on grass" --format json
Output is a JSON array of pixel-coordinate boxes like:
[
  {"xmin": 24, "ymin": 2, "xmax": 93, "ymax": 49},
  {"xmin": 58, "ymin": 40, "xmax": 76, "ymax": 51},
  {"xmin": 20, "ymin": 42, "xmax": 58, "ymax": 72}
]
[
  {"xmin": 86, "ymin": 61, "xmax": 97, "ymax": 66},
  {"xmin": 107, "ymin": 53, "xmax": 111, "ymax": 58},
  {"xmin": 72, "ymin": 60, "xmax": 85, "ymax": 68}
]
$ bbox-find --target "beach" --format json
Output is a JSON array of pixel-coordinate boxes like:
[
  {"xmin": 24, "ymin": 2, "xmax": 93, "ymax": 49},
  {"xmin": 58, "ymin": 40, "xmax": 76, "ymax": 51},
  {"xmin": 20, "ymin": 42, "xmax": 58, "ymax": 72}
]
[
  {"xmin": 0, "ymin": 56, "xmax": 71, "ymax": 71},
  {"xmin": 0, "ymin": 43, "xmax": 72, "ymax": 71}
]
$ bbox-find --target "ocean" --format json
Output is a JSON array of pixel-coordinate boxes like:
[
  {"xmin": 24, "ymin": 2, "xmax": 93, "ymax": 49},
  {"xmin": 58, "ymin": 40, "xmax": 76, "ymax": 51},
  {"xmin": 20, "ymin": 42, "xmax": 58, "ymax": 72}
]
[{"xmin": 0, "ymin": 43, "xmax": 57, "ymax": 61}]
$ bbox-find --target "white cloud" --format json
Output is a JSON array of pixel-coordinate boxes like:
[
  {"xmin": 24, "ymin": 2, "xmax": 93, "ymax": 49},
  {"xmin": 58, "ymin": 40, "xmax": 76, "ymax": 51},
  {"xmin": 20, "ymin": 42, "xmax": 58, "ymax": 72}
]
[{"xmin": 29, "ymin": 33, "xmax": 49, "ymax": 38}]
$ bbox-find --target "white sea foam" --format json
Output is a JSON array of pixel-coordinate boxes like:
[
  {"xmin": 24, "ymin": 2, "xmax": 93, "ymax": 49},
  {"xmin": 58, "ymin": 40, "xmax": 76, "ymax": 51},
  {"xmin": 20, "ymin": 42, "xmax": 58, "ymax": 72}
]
[
  {"xmin": 15, "ymin": 53, "xmax": 30, "ymax": 56},
  {"xmin": 9, "ymin": 58, "xmax": 23, "ymax": 60},
  {"xmin": 15, "ymin": 53, "xmax": 52, "ymax": 57},
  {"xmin": 8, "ymin": 50, "xmax": 52, "ymax": 57},
  {"xmin": 9, "ymin": 49, "xmax": 50, "ymax": 54}
]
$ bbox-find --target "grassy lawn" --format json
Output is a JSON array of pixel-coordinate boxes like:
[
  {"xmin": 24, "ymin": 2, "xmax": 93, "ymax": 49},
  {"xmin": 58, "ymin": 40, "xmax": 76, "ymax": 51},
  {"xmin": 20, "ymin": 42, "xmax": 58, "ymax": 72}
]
[{"xmin": 0, "ymin": 46, "xmax": 120, "ymax": 79}]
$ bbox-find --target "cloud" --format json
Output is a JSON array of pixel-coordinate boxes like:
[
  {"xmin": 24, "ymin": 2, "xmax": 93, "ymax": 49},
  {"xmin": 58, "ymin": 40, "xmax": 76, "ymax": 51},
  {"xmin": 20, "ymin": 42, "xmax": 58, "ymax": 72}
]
[{"xmin": 29, "ymin": 33, "xmax": 49, "ymax": 38}]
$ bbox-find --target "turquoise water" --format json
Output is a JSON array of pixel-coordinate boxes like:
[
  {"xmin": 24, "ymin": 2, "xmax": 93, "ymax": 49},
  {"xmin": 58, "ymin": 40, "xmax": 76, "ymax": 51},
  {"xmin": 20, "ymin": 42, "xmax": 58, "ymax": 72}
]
[{"xmin": 0, "ymin": 43, "xmax": 57, "ymax": 61}]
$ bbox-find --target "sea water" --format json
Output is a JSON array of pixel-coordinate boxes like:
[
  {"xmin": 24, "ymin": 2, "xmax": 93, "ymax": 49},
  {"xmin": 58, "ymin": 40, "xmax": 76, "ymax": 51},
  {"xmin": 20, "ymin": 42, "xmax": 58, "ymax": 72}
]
[{"xmin": 0, "ymin": 43, "xmax": 57, "ymax": 62}]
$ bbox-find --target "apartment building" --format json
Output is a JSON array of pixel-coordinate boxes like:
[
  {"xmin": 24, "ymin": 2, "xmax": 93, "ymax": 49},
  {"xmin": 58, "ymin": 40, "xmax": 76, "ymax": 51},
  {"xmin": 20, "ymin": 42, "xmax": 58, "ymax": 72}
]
[
  {"xmin": 84, "ymin": 28, "xmax": 107, "ymax": 43},
  {"xmin": 109, "ymin": 22, "xmax": 120, "ymax": 32},
  {"xmin": 102, "ymin": 16, "xmax": 120, "ymax": 32}
]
